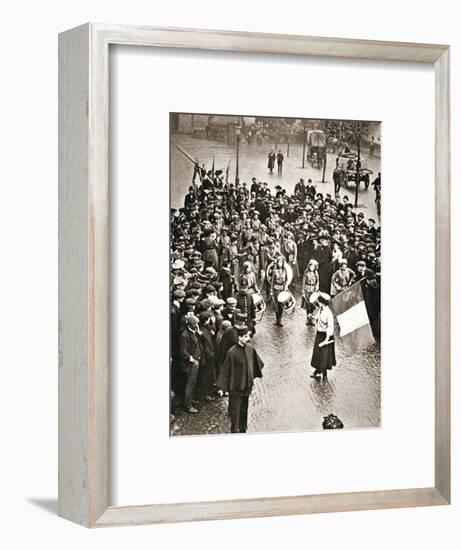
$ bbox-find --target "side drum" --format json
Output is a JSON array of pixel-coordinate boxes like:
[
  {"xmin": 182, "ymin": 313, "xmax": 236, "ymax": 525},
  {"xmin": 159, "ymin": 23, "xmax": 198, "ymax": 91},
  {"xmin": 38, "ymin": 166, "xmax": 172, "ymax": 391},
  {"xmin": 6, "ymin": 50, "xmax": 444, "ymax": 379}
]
[
  {"xmin": 252, "ymin": 292, "xmax": 266, "ymax": 323},
  {"xmin": 277, "ymin": 290, "xmax": 296, "ymax": 318}
]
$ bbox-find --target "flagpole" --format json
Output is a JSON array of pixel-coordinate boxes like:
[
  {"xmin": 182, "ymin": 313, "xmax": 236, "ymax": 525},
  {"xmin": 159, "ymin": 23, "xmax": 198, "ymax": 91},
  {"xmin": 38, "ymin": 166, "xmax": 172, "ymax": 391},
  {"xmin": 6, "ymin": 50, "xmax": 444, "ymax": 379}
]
[{"xmin": 171, "ymin": 139, "xmax": 203, "ymax": 199}]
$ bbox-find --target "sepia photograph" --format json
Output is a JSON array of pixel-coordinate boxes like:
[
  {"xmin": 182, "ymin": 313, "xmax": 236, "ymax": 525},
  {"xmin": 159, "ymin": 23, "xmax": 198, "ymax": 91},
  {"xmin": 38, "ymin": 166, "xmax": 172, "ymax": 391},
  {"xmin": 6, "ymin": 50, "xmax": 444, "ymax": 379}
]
[{"xmin": 169, "ymin": 112, "xmax": 381, "ymax": 436}]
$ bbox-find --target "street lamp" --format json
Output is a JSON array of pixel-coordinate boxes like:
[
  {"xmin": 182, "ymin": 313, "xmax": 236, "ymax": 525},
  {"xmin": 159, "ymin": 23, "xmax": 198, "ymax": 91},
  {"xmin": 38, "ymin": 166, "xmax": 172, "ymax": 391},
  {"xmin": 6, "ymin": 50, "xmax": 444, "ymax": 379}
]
[{"xmin": 235, "ymin": 125, "xmax": 241, "ymax": 185}]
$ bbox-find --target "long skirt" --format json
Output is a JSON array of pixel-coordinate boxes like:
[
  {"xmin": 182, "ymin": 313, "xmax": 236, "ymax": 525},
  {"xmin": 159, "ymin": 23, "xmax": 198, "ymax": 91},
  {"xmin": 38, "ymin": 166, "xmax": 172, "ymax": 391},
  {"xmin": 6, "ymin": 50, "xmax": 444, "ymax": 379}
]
[{"xmin": 310, "ymin": 331, "xmax": 336, "ymax": 373}]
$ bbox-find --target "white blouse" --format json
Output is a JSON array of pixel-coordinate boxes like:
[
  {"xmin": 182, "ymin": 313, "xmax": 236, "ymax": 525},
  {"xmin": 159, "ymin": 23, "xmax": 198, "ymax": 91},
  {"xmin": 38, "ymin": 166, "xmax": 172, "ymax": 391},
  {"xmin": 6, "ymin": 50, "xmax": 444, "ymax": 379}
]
[{"xmin": 314, "ymin": 306, "xmax": 334, "ymax": 338}]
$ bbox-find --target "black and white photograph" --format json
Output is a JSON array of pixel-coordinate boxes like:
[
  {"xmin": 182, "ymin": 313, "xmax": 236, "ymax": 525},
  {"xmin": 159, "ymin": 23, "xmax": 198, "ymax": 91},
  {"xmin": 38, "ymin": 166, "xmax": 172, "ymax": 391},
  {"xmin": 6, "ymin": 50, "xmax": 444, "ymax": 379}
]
[{"xmin": 170, "ymin": 112, "xmax": 381, "ymax": 436}]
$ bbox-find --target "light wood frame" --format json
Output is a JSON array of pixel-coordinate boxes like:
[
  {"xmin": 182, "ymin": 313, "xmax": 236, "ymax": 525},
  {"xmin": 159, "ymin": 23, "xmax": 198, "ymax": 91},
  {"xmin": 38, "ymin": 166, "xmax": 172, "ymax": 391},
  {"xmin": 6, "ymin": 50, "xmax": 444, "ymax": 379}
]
[{"xmin": 58, "ymin": 23, "xmax": 451, "ymax": 528}]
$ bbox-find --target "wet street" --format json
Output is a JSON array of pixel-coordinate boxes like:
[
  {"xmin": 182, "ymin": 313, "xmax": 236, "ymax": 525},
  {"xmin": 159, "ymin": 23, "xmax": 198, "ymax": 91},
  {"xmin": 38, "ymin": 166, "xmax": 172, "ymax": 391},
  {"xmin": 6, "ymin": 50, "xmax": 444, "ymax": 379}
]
[
  {"xmin": 171, "ymin": 134, "xmax": 381, "ymax": 436},
  {"xmin": 173, "ymin": 286, "xmax": 380, "ymax": 436},
  {"xmin": 171, "ymin": 134, "xmax": 381, "ymax": 435}
]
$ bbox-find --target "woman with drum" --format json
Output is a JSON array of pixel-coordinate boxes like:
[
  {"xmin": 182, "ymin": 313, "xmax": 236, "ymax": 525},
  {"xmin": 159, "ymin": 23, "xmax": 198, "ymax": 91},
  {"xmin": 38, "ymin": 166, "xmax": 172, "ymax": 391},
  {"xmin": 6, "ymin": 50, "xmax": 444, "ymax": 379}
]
[
  {"xmin": 270, "ymin": 256, "xmax": 289, "ymax": 327},
  {"xmin": 309, "ymin": 292, "xmax": 336, "ymax": 381},
  {"xmin": 302, "ymin": 259, "xmax": 319, "ymax": 325},
  {"xmin": 241, "ymin": 260, "xmax": 259, "ymax": 294}
]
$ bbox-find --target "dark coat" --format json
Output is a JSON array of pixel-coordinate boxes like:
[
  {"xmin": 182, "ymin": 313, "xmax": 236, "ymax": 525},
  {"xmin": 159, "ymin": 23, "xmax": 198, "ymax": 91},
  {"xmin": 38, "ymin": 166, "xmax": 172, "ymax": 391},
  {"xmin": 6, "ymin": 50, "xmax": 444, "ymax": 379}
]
[
  {"xmin": 217, "ymin": 343, "xmax": 264, "ymax": 395},
  {"xmin": 213, "ymin": 312, "xmax": 224, "ymax": 334},
  {"xmin": 217, "ymin": 325, "xmax": 238, "ymax": 369},
  {"xmin": 221, "ymin": 306, "xmax": 236, "ymax": 324},
  {"xmin": 197, "ymin": 324, "xmax": 216, "ymax": 391},
  {"xmin": 267, "ymin": 152, "xmax": 276, "ymax": 170},
  {"xmin": 200, "ymin": 324, "xmax": 215, "ymax": 363},
  {"xmin": 344, "ymin": 248, "xmax": 361, "ymax": 271},
  {"xmin": 312, "ymin": 244, "xmax": 333, "ymax": 293},
  {"xmin": 179, "ymin": 328, "xmax": 203, "ymax": 372},
  {"xmin": 294, "ymin": 182, "xmax": 307, "ymax": 200},
  {"xmin": 236, "ymin": 290, "xmax": 256, "ymax": 334},
  {"xmin": 219, "ymin": 268, "xmax": 233, "ymax": 300},
  {"xmin": 357, "ymin": 268, "xmax": 380, "ymax": 325},
  {"xmin": 170, "ymin": 302, "xmax": 182, "ymax": 360}
]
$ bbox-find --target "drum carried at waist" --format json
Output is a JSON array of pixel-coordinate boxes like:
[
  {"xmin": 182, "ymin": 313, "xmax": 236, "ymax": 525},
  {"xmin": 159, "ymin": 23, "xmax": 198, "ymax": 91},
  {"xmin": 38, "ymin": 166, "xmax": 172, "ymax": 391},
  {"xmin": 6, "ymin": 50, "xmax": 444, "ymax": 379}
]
[
  {"xmin": 252, "ymin": 291, "xmax": 266, "ymax": 322},
  {"xmin": 277, "ymin": 290, "xmax": 296, "ymax": 317}
]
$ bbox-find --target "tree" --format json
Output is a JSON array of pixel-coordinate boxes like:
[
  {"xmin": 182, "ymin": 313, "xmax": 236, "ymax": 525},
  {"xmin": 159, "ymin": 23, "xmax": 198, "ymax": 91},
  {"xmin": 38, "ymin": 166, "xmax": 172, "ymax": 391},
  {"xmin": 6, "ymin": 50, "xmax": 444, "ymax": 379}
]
[
  {"xmin": 342, "ymin": 121, "xmax": 370, "ymax": 207},
  {"xmin": 322, "ymin": 120, "xmax": 370, "ymax": 206},
  {"xmin": 321, "ymin": 120, "xmax": 345, "ymax": 184}
]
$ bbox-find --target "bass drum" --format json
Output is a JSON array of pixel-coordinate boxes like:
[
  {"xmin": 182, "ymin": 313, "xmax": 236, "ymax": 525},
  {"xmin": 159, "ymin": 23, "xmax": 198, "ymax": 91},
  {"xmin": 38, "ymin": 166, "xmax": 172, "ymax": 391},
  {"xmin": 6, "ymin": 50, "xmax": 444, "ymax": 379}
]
[
  {"xmin": 266, "ymin": 261, "xmax": 293, "ymax": 287},
  {"xmin": 277, "ymin": 290, "xmax": 296, "ymax": 318},
  {"xmin": 252, "ymin": 292, "xmax": 266, "ymax": 323}
]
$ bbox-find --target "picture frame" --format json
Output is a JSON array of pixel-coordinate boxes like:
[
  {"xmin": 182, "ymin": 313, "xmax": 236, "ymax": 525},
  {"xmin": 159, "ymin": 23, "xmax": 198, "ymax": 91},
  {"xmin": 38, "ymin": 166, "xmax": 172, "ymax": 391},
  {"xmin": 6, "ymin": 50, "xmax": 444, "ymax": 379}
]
[{"xmin": 58, "ymin": 23, "xmax": 450, "ymax": 527}]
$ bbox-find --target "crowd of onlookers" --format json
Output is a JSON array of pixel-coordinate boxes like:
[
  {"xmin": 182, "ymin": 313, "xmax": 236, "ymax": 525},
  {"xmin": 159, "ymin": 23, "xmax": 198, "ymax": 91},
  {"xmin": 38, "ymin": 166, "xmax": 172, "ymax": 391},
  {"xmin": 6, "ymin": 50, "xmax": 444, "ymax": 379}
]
[{"xmin": 170, "ymin": 166, "xmax": 381, "ymax": 414}]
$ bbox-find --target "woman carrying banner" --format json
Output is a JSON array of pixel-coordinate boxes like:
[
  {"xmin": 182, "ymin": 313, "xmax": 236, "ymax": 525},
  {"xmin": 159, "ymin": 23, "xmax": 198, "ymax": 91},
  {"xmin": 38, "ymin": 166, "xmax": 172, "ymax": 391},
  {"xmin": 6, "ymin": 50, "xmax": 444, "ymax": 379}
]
[{"xmin": 310, "ymin": 292, "xmax": 336, "ymax": 380}]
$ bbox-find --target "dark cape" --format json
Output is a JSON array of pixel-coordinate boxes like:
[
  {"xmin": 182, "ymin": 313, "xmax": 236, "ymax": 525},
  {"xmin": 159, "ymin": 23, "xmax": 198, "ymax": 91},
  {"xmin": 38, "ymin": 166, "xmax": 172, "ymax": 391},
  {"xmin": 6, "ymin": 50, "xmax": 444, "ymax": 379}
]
[
  {"xmin": 217, "ymin": 343, "xmax": 264, "ymax": 395},
  {"xmin": 216, "ymin": 325, "xmax": 238, "ymax": 370}
]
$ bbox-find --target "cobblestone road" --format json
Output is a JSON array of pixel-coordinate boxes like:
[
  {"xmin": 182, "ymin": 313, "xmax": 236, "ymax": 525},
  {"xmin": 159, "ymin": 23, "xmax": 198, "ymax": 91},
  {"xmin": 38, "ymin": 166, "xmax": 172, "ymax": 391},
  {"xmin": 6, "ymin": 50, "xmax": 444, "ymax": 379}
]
[
  {"xmin": 173, "ymin": 286, "xmax": 380, "ymax": 436},
  {"xmin": 171, "ymin": 134, "xmax": 381, "ymax": 437}
]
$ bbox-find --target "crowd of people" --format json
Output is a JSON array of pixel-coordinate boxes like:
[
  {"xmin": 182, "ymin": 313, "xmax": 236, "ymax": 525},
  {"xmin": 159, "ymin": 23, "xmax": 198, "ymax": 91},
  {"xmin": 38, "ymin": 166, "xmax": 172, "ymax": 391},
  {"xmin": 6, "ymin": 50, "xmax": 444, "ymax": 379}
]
[{"xmin": 170, "ymin": 162, "xmax": 381, "ymax": 428}]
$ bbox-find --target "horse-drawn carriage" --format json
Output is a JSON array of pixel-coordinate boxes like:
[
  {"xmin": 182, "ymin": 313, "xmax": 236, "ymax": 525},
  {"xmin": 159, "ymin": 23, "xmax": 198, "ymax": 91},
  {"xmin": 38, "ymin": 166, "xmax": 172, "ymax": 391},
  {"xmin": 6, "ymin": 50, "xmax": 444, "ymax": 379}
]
[
  {"xmin": 336, "ymin": 153, "xmax": 373, "ymax": 190},
  {"xmin": 306, "ymin": 130, "xmax": 326, "ymax": 169},
  {"xmin": 306, "ymin": 130, "xmax": 326, "ymax": 168}
]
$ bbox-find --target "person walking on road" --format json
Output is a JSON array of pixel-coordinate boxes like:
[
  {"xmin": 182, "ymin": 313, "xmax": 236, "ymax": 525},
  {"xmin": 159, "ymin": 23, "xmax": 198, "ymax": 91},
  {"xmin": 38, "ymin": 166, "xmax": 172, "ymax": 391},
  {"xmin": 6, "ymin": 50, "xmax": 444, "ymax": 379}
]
[
  {"xmin": 277, "ymin": 150, "xmax": 284, "ymax": 175},
  {"xmin": 267, "ymin": 150, "xmax": 276, "ymax": 175},
  {"xmin": 217, "ymin": 327, "xmax": 264, "ymax": 433}
]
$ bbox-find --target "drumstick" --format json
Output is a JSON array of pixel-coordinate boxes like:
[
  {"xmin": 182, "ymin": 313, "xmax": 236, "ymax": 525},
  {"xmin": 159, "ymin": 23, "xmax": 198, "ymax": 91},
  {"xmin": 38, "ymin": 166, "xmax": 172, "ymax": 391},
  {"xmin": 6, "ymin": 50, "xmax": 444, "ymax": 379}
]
[{"xmin": 319, "ymin": 338, "xmax": 334, "ymax": 348}]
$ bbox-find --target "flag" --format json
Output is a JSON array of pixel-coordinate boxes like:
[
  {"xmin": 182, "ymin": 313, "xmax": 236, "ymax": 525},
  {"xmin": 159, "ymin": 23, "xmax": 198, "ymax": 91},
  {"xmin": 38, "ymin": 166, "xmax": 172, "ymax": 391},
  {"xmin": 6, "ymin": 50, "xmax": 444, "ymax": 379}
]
[
  {"xmin": 211, "ymin": 156, "xmax": 215, "ymax": 177},
  {"xmin": 225, "ymin": 160, "xmax": 231, "ymax": 183},
  {"xmin": 330, "ymin": 280, "xmax": 375, "ymax": 349}
]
